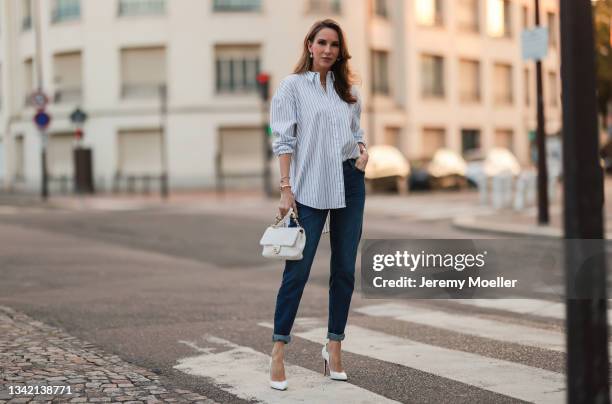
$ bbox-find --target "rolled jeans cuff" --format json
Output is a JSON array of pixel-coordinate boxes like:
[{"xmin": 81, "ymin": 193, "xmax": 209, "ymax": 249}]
[
  {"xmin": 327, "ymin": 332, "xmax": 345, "ymax": 341},
  {"xmin": 273, "ymin": 333, "xmax": 291, "ymax": 344}
]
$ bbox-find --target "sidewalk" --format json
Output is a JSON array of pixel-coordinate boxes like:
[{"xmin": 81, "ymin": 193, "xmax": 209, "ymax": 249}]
[
  {"xmin": 0, "ymin": 306, "xmax": 218, "ymax": 404},
  {"xmin": 454, "ymin": 177, "xmax": 612, "ymax": 238}
]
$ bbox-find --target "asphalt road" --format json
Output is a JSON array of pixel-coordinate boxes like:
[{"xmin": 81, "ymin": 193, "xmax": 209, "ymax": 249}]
[{"xmin": 0, "ymin": 196, "xmax": 584, "ymax": 403}]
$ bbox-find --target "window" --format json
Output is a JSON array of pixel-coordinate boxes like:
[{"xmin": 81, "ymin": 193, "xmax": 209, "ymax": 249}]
[
  {"xmin": 547, "ymin": 12, "xmax": 557, "ymax": 48},
  {"xmin": 121, "ymin": 47, "xmax": 166, "ymax": 99},
  {"xmin": 117, "ymin": 130, "xmax": 162, "ymax": 175},
  {"xmin": 416, "ymin": 0, "xmax": 443, "ymax": 27},
  {"xmin": 213, "ymin": 0, "xmax": 261, "ymax": 12},
  {"xmin": 384, "ymin": 127, "xmax": 401, "ymax": 149},
  {"xmin": 502, "ymin": 0, "xmax": 511, "ymax": 37},
  {"xmin": 119, "ymin": 0, "xmax": 165, "ymax": 16},
  {"xmin": 23, "ymin": 58, "xmax": 34, "ymax": 106},
  {"xmin": 52, "ymin": 0, "xmax": 81, "ymax": 23},
  {"xmin": 215, "ymin": 45, "xmax": 260, "ymax": 94},
  {"xmin": 461, "ymin": 128, "xmax": 481, "ymax": 154},
  {"xmin": 457, "ymin": 0, "xmax": 479, "ymax": 32},
  {"xmin": 48, "ymin": 133, "xmax": 74, "ymax": 177},
  {"xmin": 22, "ymin": 0, "xmax": 32, "ymax": 31},
  {"xmin": 53, "ymin": 52, "xmax": 82, "ymax": 103},
  {"xmin": 524, "ymin": 67, "xmax": 530, "ymax": 106},
  {"xmin": 521, "ymin": 5, "xmax": 529, "ymax": 30},
  {"xmin": 371, "ymin": 50, "xmax": 390, "ymax": 95},
  {"xmin": 422, "ymin": 128, "xmax": 446, "ymax": 159},
  {"xmin": 219, "ymin": 127, "xmax": 264, "ymax": 177},
  {"xmin": 459, "ymin": 59, "xmax": 480, "ymax": 102},
  {"xmin": 493, "ymin": 63, "xmax": 513, "ymax": 105},
  {"xmin": 14, "ymin": 135, "xmax": 25, "ymax": 181},
  {"xmin": 487, "ymin": 0, "xmax": 511, "ymax": 38},
  {"xmin": 548, "ymin": 71, "xmax": 558, "ymax": 107},
  {"xmin": 421, "ymin": 54, "xmax": 445, "ymax": 98},
  {"xmin": 495, "ymin": 129, "xmax": 514, "ymax": 151},
  {"xmin": 307, "ymin": 0, "xmax": 342, "ymax": 14},
  {"xmin": 373, "ymin": 0, "xmax": 389, "ymax": 18}
]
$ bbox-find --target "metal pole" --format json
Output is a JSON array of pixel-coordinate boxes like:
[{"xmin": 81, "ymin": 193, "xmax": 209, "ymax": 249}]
[
  {"xmin": 560, "ymin": 0, "xmax": 609, "ymax": 402},
  {"xmin": 262, "ymin": 100, "xmax": 272, "ymax": 197},
  {"xmin": 535, "ymin": 0, "xmax": 549, "ymax": 224},
  {"xmin": 33, "ymin": 0, "xmax": 48, "ymax": 200},
  {"xmin": 159, "ymin": 84, "xmax": 168, "ymax": 199}
]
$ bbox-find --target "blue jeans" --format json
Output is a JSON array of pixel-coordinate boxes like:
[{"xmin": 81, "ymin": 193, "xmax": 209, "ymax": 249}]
[{"xmin": 272, "ymin": 159, "xmax": 365, "ymax": 344}]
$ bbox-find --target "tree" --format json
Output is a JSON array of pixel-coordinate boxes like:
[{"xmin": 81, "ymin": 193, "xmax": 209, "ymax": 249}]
[{"xmin": 593, "ymin": 0, "xmax": 612, "ymax": 131}]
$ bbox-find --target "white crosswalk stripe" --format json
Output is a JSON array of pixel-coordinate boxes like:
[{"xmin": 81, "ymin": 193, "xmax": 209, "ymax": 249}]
[
  {"xmin": 173, "ymin": 336, "xmax": 400, "ymax": 404},
  {"xmin": 355, "ymin": 302, "xmax": 567, "ymax": 352},
  {"xmin": 453, "ymin": 298, "xmax": 612, "ymax": 321},
  {"xmin": 258, "ymin": 320, "xmax": 565, "ymax": 403}
]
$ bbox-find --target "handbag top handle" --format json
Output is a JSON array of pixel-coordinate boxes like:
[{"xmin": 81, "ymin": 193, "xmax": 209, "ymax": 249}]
[{"xmin": 273, "ymin": 208, "xmax": 302, "ymax": 229}]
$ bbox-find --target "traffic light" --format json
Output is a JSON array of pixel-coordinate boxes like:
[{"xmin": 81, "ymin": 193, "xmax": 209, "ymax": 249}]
[{"xmin": 256, "ymin": 72, "xmax": 270, "ymax": 102}]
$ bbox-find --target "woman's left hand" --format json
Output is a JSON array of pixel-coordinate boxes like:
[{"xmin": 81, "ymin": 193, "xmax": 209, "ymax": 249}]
[{"xmin": 355, "ymin": 147, "xmax": 368, "ymax": 172}]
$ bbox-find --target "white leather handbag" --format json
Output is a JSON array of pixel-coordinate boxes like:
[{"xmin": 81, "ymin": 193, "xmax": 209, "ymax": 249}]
[{"xmin": 260, "ymin": 208, "xmax": 306, "ymax": 260}]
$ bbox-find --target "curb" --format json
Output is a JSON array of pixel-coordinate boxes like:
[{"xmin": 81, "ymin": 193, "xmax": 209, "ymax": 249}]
[{"xmin": 453, "ymin": 215, "xmax": 612, "ymax": 239}]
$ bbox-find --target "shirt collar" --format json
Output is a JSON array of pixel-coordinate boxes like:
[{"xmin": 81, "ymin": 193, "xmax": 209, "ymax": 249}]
[{"xmin": 306, "ymin": 70, "xmax": 335, "ymax": 83}]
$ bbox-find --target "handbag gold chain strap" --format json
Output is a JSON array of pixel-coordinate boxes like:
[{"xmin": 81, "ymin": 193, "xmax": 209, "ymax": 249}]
[{"xmin": 273, "ymin": 209, "xmax": 301, "ymax": 228}]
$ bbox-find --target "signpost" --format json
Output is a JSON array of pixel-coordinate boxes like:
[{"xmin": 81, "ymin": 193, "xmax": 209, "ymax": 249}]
[
  {"xmin": 521, "ymin": 0, "xmax": 549, "ymax": 225},
  {"xmin": 256, "ymin": 72, "xmax": 273, "ymax": 197},
  {"xmin": 33, "ymin": 103, "xmax": 51, "ymax": 200},
  {"xmin": 70, "ymin": 107, "xmax": 93, "ymax": 194}
]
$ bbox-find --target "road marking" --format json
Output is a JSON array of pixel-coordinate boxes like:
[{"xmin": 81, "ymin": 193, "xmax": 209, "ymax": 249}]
[
  {"xmin": 258, "ymin": 320, "xmax": 565, "ymax": 403},
  {"xmin": 355, "ymin": 303, "xmax": 566, "ymax": 351},
  {"xmin": 453, "ymin": 298, "xmax": 565, "ymax": 318},
  {"xmin": 174, "ymin": 336, "xmax": 400, "ymax": 404},
  {"xmin": 453, "ymin": 298, "xmax": 612, "ymax": 321}
]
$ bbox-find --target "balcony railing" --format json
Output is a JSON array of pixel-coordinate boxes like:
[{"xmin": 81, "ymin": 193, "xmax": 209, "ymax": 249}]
[
  {"xmin": 52, "ymin": 0, "xmax": 81, "ymax": 23},
  {"xmin": 22, "ymin": 15, "xmax": 32, "ymax": 31},
  {"xmin": 307, "ymin": 0, "xmax": 341, "ymax": 14},
  {"xmin": 119, "ymin": 0, "xmax": 165, "ymax": 16},
  {"xmin": 54, "ymin": 88, "xmax": 82, "ymax": 104},
  {"xmin": 213, "ymin": 0, "xmax": 261, "ymax": 12},
  {"xmin": 121, "ymin": 83, "xmax": 165, "ymax": 99}
]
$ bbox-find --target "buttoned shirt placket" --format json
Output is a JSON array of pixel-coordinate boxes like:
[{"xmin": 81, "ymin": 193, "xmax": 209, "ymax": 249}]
[{"xmin": 314, "ymin": 71, "xmax": 346, "ymax": 208}]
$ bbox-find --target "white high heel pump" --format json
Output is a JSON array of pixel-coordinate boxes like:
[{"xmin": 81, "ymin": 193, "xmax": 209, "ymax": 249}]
[
  {"xmin": 269, "ymin": 358, "xmax": 288, "ymax": 390},
  {"xmin": 321, "ymin": 343, "xmax": 348, "ymax": 381}
]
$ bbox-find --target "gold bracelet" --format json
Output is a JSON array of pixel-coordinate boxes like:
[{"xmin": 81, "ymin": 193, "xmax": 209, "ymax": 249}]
[{"xmin": 280, "ymin": 184, "xmax": 292, "ymax": 192}]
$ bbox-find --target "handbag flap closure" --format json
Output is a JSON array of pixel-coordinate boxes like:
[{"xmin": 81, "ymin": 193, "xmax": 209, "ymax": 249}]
[{"xmin": 260, "ymin": 227, "xmax": 301, "ymax": 246}]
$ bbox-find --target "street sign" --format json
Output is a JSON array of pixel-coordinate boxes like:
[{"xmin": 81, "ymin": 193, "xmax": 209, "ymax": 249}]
[
  {"xmin": 30, "ymin": 91, "xmax": 49, "ymax": 109},
  {"xmin": 70, "ymin": 107, "xmax": 88, "ymax": 125},
  {"xmin": 521, "ymin": 27, "xmax": 549, "ymax": 61},
  {"xmin": 34, "ymin": 110, "xmax": 51, "ymax": 130}
]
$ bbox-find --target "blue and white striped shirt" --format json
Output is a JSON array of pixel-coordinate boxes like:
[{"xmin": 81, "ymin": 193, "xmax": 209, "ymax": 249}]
[{"xmin": 271, "ymin": 70, "xmax": 364, "ymax": 210}]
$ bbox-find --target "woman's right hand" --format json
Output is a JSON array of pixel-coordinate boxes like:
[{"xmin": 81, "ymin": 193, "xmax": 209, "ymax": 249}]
[{"xmin": 278, "ymin": 188, "xmax": 297, "ymax": 219}]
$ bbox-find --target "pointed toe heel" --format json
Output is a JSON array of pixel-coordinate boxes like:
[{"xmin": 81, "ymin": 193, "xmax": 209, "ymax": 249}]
[
  {"xmin": 269, "ymin": 358, "xmax": 288, "ymax": 390},
  {"xmin": 321, "ymin": 344, "xmax": 348, "ymax": 381}
]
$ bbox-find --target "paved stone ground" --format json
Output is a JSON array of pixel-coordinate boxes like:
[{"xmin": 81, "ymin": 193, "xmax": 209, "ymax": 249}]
[{"xmin": 0, "ymin": 306, "xmax": 218, "ymax": 404}]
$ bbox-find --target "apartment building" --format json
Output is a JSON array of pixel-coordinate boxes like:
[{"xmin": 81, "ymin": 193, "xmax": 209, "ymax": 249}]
[{"xmin": 0, "ymin": 0, "xmax": 561, "ymax": 192}]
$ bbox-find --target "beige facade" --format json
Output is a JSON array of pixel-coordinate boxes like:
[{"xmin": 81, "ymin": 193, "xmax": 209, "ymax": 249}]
[{"xmin": 0, "ymin": 0, "xmax": 561, "ymax": 191}]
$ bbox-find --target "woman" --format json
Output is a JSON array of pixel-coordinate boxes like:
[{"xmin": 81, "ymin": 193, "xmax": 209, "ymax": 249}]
[{"xmin": 268, "ymin": 19, "xmax": 368, "ymax": 390}]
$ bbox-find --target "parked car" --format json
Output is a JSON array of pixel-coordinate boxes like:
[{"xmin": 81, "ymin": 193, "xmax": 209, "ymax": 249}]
[
  {"xmin": 427, "ymin": 148, "xmax": 468, "ymax": 189},
  {"xmin": 364, "ymin": 145, "xmax": 411, "ymax": 193},
  {"xmin": 465, "ymin": 147, "xmax": 521, "ymax": 186}
]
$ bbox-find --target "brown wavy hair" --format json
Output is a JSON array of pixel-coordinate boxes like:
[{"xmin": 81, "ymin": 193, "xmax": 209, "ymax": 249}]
[{"xmin": 293, "ymin": 19, "xmax": 358, "ymax": 104}]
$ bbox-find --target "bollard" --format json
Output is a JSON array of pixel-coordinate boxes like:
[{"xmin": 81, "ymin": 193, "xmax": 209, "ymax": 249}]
[
  {"xmin": 477, "ymin": 173, "xmax": 488, "ymax": 205},
  {"xmin": 491, "ymin": 175, "xmax": 503, "ymax": 209},
  {"xmin": 501, "ymin": 173, "xmax": 514, "ymax": 208},
  {"xmin": 514, "ymin": 173, "xmax": 527, "ymax": 211},
  {"xmin": 525, "ymin": 172, "xmax": 536, "ymax": 206}
]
